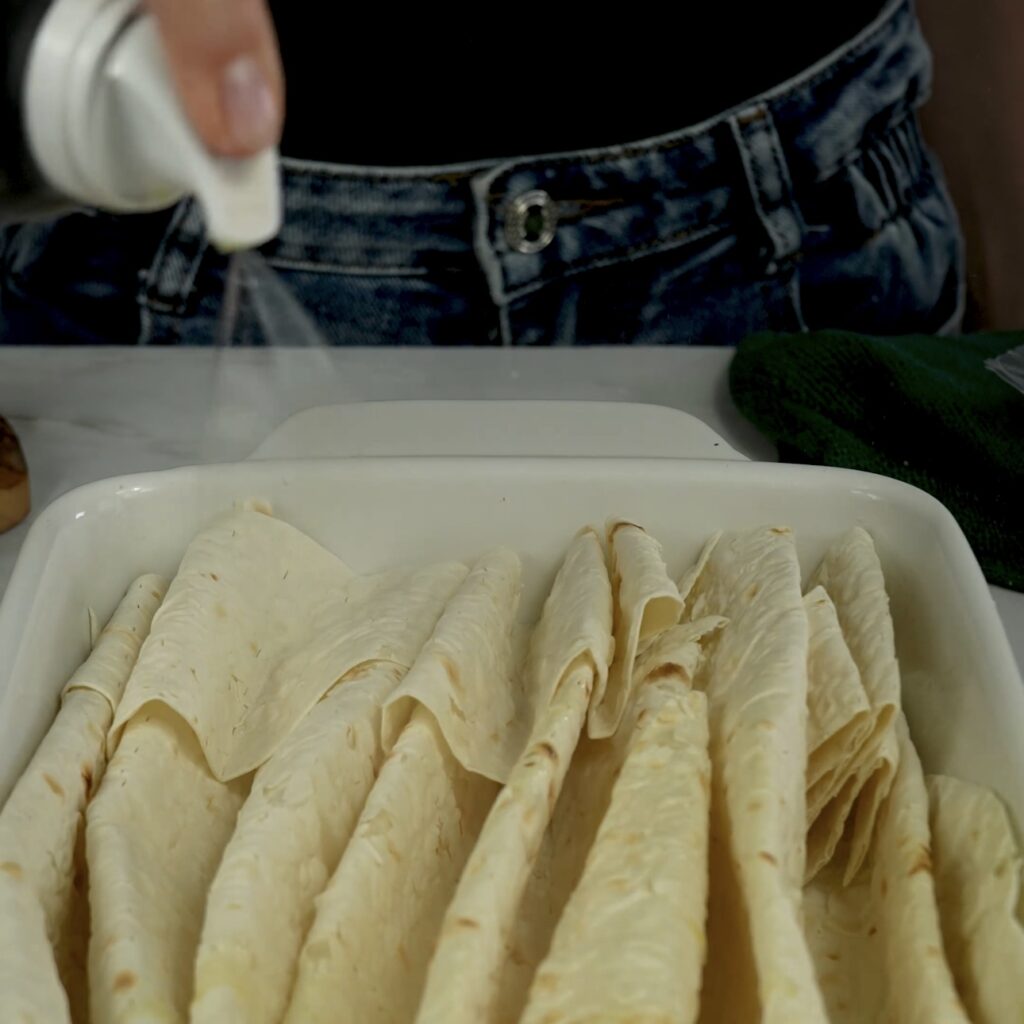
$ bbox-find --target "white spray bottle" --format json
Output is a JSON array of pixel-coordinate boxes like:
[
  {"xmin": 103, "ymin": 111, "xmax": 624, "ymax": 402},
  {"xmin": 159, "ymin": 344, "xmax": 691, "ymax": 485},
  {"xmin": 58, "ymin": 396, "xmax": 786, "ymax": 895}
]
[{"xmin": 6, "ymin": 0, "xmax": 281, "ymax": 250}]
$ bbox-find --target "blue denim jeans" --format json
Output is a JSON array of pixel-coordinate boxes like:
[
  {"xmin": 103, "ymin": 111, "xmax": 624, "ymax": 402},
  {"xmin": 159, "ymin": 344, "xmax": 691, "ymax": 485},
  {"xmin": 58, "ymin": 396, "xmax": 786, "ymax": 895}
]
[{"xmin": 0, "ymin": 0, "xmax": 963, "ymax": 346}]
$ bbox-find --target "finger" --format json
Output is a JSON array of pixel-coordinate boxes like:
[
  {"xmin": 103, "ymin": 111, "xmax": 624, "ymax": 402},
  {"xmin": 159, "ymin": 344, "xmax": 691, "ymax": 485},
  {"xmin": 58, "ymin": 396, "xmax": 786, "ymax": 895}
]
[{"xmin": 145, "ymin": 0, "xmax": 284, "ymax": 157}]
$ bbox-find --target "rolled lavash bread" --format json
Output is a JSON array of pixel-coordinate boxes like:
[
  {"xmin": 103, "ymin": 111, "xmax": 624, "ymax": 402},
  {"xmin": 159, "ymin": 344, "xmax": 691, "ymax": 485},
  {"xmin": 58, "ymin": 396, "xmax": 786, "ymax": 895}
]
[
  {"xmin": 807, "ymin": 528, "xmax": 901, "ymax": 883},
  {"xmin": 803, "ymin": 587, "xmax": 872, "ymax": 800},
  {"xmin": 588, "ymin": 519, "xmax": 683, "ymax": 739},
  {"xmin": 519, "ymin": 664, "xmax": 713, "ymax": 1024},
  {"xmin": 414, "ymin": 528, "xmax": 615, "ymax": 1024},
  {"xmin": 189, "ymin": 661, "xmax": 407, "ymax": 1024},
  {"xmin": 802, "ymin": 586, "xmax": 873, "ymax": 881},
  {"xmin": 687, "ymin": 527, "xmax": 830, "ymax": 1024},
  {"xmin": 283, "ymin": 549, "xmax": 521, "ymax": 1024},
  {"xmin": 0, "ymin": 575, "xmax": 167, "ymax": 1024},
  {"xmin": 803, "ymin": 715, "xmax": 971, "ymax": 1024},
  {"xmin": 928, "ymin": 774, "xmax": 1024, "ymax": 1024}
]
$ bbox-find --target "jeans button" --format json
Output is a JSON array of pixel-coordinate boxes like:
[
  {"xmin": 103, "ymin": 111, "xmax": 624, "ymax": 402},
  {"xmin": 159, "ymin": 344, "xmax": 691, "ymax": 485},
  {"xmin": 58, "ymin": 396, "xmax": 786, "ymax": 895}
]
[{"xmin": 505, "ymin": 189, "xmax": 557, "ymax": 254}]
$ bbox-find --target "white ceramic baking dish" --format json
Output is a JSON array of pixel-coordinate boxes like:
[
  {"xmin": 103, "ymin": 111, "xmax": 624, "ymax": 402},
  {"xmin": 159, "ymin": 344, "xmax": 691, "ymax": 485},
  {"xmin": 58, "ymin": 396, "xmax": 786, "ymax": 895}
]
[{"xmin": 0, "ymin": 403, "xmax": 1019, "ymax": 833}]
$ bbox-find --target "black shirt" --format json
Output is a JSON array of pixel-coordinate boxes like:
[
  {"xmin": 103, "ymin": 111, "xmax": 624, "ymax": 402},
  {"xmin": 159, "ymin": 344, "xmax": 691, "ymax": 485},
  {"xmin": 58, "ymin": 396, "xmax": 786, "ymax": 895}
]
[{"xmin": 273, "ymin": 4, "xmax": 887, "ymax": 166}]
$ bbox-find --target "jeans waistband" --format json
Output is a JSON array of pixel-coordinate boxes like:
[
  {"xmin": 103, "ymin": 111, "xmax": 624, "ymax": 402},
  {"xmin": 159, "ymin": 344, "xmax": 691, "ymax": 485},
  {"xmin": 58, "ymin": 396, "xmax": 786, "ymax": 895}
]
[{"xmin": 147, "ymin": 0, "xmax": 929, "ymax": 314}]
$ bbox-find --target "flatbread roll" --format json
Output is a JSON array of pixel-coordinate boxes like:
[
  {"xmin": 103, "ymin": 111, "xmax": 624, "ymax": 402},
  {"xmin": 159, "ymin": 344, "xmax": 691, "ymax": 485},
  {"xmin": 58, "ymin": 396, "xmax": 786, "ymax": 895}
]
[
  {"xmin": 689, "ymin": 527, "xmax": 829, "ymax": 1024},
  {"xmin": 0, "ymin": 576, "xmax": 166, "ymax": 1024},
  {"xmin": 283, "ymin": 709, "xmax": 498, "ymax": 1024},
  {"xmin": 285, "ymin": 551, "xmax": 522, "ymax": 1023},
  {"xmin": 802, "ymin": 586, "xmax": 872, "ymax": 881},
  {"xmin": 520, "ymin": 682, "xmax": 710, "ymax": 1024},
  {"xmin": 87, "ymin": 704, "xmax": 250, "ymax": 1024},
  {"xmin": 191, "ymin": 662, "xmax": 406, "ymax": 1024},
  {"xmin": 928, "ymin": 774, "xmax": 1024, "ymax": 1024},
  {"xmin": 415, "ymin": 529, "xmax": 613, "ymax": 1024},
  {"xmin": 808, "ymin": 528, "xmax": 900, "ymax": 882},
  {"xmin": 589, "ymin": 519, "xmax": 682, "ymax": 738},
  {"xmin": 803, "ymin": 716, "xmax": 970, "ymax": 1024},
  {"xmin": 803, "ymin": 587, "xmax": 872, "ymax": 796},
  {"xmin": 418, "ymin": 668, "xmax": 593, "ymax": 1024},
  {"xmin": 491, "ymin": 616, "xmax": 722, "ymax": 1024}
]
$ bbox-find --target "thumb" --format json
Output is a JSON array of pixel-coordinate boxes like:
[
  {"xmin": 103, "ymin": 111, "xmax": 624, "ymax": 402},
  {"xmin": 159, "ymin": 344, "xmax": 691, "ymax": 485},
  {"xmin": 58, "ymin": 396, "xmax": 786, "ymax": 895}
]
[{"xmin": 145, "ymin": 0, "xmax": 284, "ymax": 158}]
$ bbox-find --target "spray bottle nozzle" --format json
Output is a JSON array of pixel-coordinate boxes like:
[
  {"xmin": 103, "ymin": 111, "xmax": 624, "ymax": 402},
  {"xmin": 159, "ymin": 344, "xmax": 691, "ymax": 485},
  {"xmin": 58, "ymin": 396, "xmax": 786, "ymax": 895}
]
[{"xmin": 24, "ymin": 0, "xmax": 282, "ymax": 251}]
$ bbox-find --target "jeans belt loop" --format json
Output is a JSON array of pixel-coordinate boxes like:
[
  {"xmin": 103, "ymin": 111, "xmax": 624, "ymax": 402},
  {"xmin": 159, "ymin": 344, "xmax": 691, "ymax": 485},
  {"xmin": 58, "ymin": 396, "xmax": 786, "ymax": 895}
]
[{"xmin": 729, "ymin": 102, "xmax": 804, "ymax": 268}]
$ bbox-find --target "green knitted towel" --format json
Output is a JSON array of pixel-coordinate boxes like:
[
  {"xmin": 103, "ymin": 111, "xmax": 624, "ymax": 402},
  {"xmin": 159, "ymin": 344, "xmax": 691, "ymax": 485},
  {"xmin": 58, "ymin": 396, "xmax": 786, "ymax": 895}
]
[{"xmin": 729, "ymin": 331, "xmax": 1024, "ymax": 592}]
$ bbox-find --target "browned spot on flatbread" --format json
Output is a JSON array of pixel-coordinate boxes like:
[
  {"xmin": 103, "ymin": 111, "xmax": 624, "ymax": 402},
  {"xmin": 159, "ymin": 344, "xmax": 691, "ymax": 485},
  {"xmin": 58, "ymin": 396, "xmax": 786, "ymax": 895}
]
[
  {"xmin": 533, "ymin": 970, "xmax": 558, "ymax": 992},
  {"xmin": 508, "ymin": 946, "xmax": 529, "ymax": 968},
  {"xmin": 535, "ymin": 741, "xmax": 558, "ymax": 762},
  {"xmin": 214, "ymin": 603, "xmax": 227, "ymax": 620},
  {"xmin": 113, "ymin": 971, "xmax": 137, "ymax": 992},
  {"xmin": 439, "ymin": 655, "xmax": 461, "ymax": 690},
  {"xmin": 0, "ymin": 861, "xmax": 23, "ymax": 879},
  {"xmin": 42, "ymin": 773, "xmax": 65, "ymax": 798},
  {"xmin": 758, "ymin": 851, "xmax": 778, "ymax": 866},
  {"xmin": 210, "ymin": 573, "xmax": 220, "ymax": 581},
  {"xmin": 867, "ymin": 926, "xmax": 878, "ymax": 937},
  {"xmin": 547, "ymin": 778, "xmax": 559, "ymax": 813},
  {"xmin": 746, "ymin": 583, "xmax": 760, "ymax": 600},
  {"xmin": 909, "ymin": 845, "xmax": 933, "ymax": 876},
  {"xmin": 454, "ymin": 917, "xmax": 480, "ymax": 929},
  {"xmin": 435, "ymin": 832, "xmax": 452, "ymax": 861},
  {"xmin": 397, "ymin": 942, "xmax": 411, "ymax": 970},
  {"xmin": 769, "ymin": 527, "xmax": 790, "ymax": 535},
  {"xmin": 645, "ymin": 662, "xmax": 687, "ymax": 683}
]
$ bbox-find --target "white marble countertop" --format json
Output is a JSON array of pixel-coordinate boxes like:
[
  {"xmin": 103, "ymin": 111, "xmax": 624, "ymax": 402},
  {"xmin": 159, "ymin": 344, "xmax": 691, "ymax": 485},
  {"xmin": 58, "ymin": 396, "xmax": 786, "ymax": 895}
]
[{"xmin": 0, "ymin": 346, "xmax": 1019, "ymax": 668}]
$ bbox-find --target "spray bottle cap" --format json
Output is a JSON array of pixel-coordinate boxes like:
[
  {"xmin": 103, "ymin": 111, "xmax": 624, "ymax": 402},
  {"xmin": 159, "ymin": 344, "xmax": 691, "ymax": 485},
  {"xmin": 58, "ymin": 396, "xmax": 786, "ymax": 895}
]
[{"xmin": 23, "ymin": 0, "xmax": 281, "ymax": 251}]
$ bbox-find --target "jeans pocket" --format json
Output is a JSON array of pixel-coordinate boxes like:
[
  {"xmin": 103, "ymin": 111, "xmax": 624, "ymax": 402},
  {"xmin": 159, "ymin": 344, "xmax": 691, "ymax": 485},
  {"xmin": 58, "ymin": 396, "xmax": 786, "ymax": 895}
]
[
  {"xmin": 255, "ymin": 262, "xmax": 496, "ymax": 346},
  {"xmin": 796, "ymin": 115, "xmax": 965, "ymax": 336},
  {"xmin": 2, "ymin": 211, "xmax": 174, "ymax": 345},
  {"xmin": 506, "ymin": 230, "xmax": 805, "ymax": 346}
]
